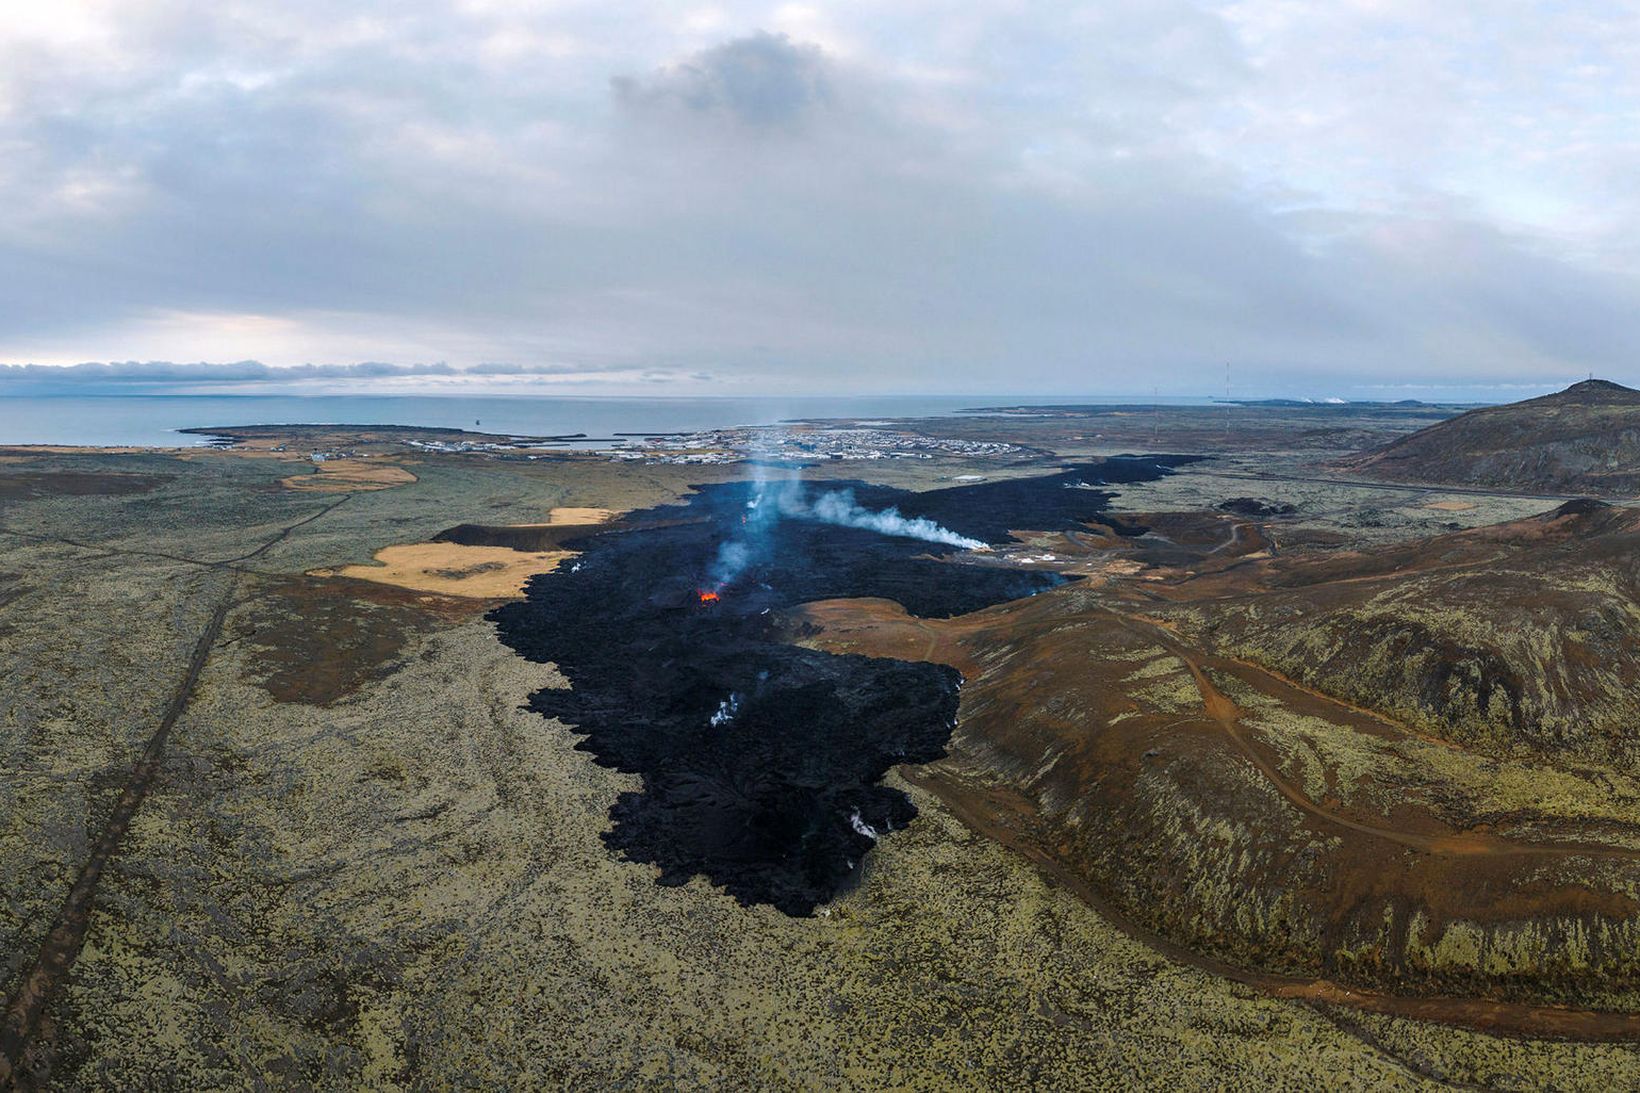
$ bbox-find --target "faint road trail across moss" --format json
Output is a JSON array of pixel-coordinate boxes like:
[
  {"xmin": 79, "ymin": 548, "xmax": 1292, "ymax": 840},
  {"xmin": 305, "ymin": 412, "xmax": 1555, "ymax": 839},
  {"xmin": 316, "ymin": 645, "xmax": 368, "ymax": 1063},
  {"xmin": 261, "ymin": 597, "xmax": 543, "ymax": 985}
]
[
  {"xmin": 0, "ymin": 495, "xmax": 350, "ymax": 1088},
  {"xmin": 0, "ymin": 490, "xmax": 352, "ymax": 574},
  {"xmin": 1118, "ymin": 610, "xmax": 1640, "ymax": 862}
]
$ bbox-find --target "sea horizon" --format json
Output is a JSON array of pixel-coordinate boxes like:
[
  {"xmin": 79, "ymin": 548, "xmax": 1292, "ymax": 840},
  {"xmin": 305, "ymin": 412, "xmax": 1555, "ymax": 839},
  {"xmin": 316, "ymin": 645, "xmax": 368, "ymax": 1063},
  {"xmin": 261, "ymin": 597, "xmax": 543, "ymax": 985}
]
[{"xmin": 0, "ymin": 391, "xmax": 1237, "ymax": 448}]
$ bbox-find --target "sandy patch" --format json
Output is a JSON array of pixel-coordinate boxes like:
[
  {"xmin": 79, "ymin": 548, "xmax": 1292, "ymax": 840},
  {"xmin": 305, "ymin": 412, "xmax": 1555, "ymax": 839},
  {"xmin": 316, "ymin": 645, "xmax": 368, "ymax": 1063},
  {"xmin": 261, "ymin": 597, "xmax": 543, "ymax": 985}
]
[
  {"xmin": 1424, "ymin": 499, "xmax": 1477, "ymax": 512},
  {"xmin": 545, "ymin": 506, "xmax": 618, "ymax": 525},
  {"xmin": 313, "ymin": 543, "xmax": 569, "ymax": 598},
  {"xmin": 282, "ymin": 459, "xmax": 418, "ymax": 492}
]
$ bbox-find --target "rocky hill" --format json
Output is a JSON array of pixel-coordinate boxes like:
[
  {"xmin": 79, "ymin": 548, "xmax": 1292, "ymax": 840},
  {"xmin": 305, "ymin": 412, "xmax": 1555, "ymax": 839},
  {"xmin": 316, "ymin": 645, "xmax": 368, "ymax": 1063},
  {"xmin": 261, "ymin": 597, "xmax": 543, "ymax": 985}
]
[
  {"xmin": 799, "ymin": 496, "xmax": 1640, "ymax": 1015},
  {"xmin": 1341, "ymin": 378, "xmax": 1640, "ymax": 495},
  {"xmin": 1181, "ymin": 499, "xmax": 1640, "ymax": 760}
]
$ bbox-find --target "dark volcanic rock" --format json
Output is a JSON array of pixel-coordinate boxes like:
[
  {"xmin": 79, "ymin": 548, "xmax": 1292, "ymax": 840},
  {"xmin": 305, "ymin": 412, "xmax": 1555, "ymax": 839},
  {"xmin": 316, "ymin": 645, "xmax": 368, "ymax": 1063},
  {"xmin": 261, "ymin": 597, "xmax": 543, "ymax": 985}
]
[
  {"xmin": 1218, "ymin": 497, "xmax": 1297, "ymax": 517},
  {"xmin": 1550, "ymin": 497, "xmax": 1611, "ymax": 519},
  {"xmin": 490, "ymin": 456, "xmax": 1192, "ymax": 914},
  {"xmin": 433, "ymin": 522, "xmax": 597, "ymax": 552}
]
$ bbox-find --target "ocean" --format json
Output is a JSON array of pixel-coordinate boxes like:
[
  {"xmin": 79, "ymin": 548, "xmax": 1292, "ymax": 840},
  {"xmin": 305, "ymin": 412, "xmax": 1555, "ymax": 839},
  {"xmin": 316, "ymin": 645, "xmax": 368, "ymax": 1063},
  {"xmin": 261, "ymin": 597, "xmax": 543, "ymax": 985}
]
[{"xmin": 0, "ymin": 393, "xmax": 1213, "ymax": 448}]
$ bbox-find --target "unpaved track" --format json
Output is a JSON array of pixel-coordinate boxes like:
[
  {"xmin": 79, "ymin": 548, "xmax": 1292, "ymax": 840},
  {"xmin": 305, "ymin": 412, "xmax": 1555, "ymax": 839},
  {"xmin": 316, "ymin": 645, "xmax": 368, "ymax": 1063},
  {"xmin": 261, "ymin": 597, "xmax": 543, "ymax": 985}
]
[
  {"xmin": 0, "ymin": 493, "xmax": 351, "ymax": 574},
  {"xmin": 807, "ymin": 591, "xmax": 1640, "ymax": 1040},
  {"xmin": 1198, "ymin": 467, "xmax": 1587, "ymax": 503},
  {"xmin": 1117, "ymin": 611, "xmax": 1640, "ymax": 862},
  {"xmin": 0, "ymin": 591, "xmax": 231, "ymax": 1086},
  {"xmin": 0, "ymin": 496, "xmax": 349, "ymax": 1088}
]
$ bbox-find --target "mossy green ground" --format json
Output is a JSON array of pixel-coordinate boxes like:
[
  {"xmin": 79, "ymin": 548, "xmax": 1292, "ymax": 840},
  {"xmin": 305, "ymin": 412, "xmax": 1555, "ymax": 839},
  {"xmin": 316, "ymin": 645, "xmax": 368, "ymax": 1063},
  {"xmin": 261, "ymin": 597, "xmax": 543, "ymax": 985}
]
[{"xmin": 3, "ymin": 440, "xmax": 1639, "ymax": 1087}]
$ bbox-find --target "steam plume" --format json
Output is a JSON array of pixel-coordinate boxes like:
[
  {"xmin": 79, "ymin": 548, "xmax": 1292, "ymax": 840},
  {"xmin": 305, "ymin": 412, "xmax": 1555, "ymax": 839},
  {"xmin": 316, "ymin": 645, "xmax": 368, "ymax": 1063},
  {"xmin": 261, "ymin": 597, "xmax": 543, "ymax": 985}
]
[
  {"xmin": 707, "ymin": 473, "xmax": 984, "ymax": 591},
  {"xmin": 801, "ymin": 489, "xmax": 986, "ymax": 550}
]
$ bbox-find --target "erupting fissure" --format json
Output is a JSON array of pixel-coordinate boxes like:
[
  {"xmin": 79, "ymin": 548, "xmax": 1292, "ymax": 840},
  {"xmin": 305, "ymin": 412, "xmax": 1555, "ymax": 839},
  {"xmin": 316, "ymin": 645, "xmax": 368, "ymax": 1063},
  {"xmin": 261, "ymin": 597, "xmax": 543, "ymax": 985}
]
[
  {"xmin": 708, "ymin": 471, "xmax": 988, "ymax": 593},
  {"xmin": 489, "ymin": 455, "xmax": 1195, "ymax": 915}
]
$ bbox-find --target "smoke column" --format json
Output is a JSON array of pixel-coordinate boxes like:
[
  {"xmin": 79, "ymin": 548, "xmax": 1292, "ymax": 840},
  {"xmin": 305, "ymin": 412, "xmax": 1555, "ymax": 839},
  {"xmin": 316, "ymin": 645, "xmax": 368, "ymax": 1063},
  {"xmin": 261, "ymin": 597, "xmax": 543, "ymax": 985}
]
[
  {"xmin": 709, "ymin": 475, "xmax": 984, "ymax": 590},
  {"xmin": 799, "ymin": 489, "xmax": 986, "ymax": 550},
  {"xmin": 707, "ymin": 454, "xmax": 799, "ymax": 589}
]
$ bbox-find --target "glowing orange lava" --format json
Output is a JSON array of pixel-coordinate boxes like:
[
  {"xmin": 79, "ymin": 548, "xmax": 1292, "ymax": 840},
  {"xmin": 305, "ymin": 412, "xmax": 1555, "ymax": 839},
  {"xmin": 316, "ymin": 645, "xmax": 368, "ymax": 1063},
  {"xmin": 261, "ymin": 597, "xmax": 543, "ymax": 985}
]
[{"xmin": 698, "ymin": 590, "xmax": 721, "ymax": 603}]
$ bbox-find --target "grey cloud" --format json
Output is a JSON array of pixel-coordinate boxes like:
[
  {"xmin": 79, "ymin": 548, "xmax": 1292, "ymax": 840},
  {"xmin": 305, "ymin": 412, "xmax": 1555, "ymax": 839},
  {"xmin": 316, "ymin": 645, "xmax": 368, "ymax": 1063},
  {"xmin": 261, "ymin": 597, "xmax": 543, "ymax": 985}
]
[
  {"xmin": 464, "ymin": 361, "xmax": 639, "ymax": 377},
  {"xmin": 1, "ymin": 4, "xmax": 1638, "ymax": 395},
  {"xmin": 612, "ymin": 33, "xmax": 833, "ymax": 130},
  {"xmin": 0, "ymin": 360, "xmax": 610, "ymax": 387},
  {"xmin": 0, "ymin": 361, "xmax": 450, "ymax": 382}
]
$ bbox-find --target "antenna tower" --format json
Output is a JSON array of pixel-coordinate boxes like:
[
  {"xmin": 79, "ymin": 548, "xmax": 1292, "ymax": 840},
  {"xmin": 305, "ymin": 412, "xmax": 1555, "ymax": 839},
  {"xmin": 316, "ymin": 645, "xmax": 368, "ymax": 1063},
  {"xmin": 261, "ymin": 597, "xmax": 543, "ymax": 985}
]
[{"xmin": 1224, "ymin": 362, "xmax": 1231, "ymax": 447}]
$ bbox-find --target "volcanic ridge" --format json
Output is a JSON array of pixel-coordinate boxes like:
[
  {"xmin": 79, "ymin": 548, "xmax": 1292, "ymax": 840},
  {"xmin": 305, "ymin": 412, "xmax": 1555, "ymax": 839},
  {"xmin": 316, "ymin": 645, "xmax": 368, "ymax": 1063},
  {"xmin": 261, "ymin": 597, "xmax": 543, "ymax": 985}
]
[
  {"xmin": 794, "ymin": 483, "xmax": 1640, "ymax": 1026},
  {"xmin": 1344, "ymin": 378, "xmax": 1640, "ymax": 495}
]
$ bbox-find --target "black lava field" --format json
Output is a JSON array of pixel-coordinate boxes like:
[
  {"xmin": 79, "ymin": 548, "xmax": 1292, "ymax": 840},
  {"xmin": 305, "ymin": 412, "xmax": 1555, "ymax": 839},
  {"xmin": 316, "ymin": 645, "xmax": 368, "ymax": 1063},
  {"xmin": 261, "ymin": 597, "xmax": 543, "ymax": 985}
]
[{"xmin": 490, "ymin": 455, "xmax": 1193, "ymax": 915}]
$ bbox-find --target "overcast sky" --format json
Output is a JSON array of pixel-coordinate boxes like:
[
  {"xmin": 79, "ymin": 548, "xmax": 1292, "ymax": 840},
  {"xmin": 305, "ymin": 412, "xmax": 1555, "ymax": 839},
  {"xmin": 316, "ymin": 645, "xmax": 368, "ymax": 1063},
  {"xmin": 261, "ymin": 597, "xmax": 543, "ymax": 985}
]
[{"xmin": 3, "ymin": 1, "xmax": 1638, "ymax": 397}]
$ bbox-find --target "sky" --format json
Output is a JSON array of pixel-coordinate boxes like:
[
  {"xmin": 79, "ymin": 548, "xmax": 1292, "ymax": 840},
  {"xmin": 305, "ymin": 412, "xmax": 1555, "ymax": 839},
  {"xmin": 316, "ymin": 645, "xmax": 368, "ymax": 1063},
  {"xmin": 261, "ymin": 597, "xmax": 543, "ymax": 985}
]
[{"xmin": 2, "ymin": 0, "xmax": 1639, "ymax": 398}]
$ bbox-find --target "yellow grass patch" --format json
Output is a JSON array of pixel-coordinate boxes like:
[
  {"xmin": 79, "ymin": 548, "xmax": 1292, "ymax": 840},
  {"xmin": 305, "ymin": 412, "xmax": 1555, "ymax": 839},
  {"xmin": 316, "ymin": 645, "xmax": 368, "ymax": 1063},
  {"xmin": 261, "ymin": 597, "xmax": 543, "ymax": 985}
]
[
  {"xmin": 1424, "ymin": 499, "xmax": 1477, "ymax": 512},
  {"xmin": 282, "ymin": 459, "xmax": 418, "ymax": 492},
  {"xmin": 546, "ymin": 506, "xmax": 618, "ymax": 525},
  {"xmin": 313, "ymin": 543, "xmax": 570, "ymax": 598}
]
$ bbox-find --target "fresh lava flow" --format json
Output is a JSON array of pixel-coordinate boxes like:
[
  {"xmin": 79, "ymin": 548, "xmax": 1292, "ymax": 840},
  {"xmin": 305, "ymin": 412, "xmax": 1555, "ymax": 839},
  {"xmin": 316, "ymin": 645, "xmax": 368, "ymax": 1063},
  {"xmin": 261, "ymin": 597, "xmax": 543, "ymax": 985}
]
[{"xmin": 489, "ymin": 456, "xmax": 1195, "ymax": 915}]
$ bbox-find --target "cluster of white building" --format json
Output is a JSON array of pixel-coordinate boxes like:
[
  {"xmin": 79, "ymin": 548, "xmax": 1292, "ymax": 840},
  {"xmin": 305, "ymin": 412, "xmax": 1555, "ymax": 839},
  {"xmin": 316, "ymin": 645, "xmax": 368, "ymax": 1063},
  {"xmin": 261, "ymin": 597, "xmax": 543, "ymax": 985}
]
[
  {"xmin": 403, "ymin": 437, "xmax": 521, "ymax": 454},
  {"xmin": 606, "ymin": 425, "xmax": 1021, "ymax": 465}
]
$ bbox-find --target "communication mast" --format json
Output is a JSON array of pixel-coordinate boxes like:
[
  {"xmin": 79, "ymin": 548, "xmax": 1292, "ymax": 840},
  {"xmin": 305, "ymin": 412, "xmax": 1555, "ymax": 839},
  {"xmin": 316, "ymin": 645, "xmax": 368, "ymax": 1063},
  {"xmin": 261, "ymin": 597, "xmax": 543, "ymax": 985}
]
[{"xmin": 1224, "ymin": 362, "xmax": 1232, "ymax": 447}]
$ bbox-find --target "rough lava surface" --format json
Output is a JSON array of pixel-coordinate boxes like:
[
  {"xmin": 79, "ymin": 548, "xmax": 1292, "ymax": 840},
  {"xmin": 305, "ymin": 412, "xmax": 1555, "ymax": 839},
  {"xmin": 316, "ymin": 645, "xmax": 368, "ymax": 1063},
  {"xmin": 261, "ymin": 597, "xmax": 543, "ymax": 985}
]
[{"xmin": 490, "ymin": 457, "xmax": 1192, "ymax": 914}]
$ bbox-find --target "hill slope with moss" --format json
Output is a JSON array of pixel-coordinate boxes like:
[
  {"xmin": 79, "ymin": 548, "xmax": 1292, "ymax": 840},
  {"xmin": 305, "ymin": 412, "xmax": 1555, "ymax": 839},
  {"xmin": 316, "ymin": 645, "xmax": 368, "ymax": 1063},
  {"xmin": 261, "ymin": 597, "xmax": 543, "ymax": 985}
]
[{"xmin": 1343, "ymin": 380, "xmax": 1640, "ymax": 495}]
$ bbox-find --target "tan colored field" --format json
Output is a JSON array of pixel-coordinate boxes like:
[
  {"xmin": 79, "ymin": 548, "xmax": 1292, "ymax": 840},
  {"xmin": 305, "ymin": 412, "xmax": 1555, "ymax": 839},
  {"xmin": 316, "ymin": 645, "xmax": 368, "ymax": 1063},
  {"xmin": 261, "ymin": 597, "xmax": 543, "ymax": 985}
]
[
  {"xmin": 305, "ymin": 507, "xmax": 613, "ymax": 599},
  {"xmin": 281, "ymin": 459, "xmax": 418, "ymax": 492},
  {"xmin": 1425, "ymin": 499, "xmax": 1477, "ymax": 511},
  {"xmin": 793, "ymin": 499, "xmax": 1640, "ymax": 1029},
  {"xmin": 544, "ymin": 506, "xmax": 617, "ymax": 524},
  {"xmin": 313, "ymin": 542, "xmax": 570, "ymax": 597}
]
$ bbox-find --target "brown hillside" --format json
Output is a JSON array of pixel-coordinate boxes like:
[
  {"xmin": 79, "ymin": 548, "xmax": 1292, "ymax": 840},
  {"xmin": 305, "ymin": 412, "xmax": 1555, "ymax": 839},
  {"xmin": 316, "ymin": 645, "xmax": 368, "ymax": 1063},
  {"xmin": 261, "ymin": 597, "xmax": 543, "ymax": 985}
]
[
  {"xmin": 1170, "ymin": 499, "xmax": 1640, "ymax": 760},
  {"xmin": 795, "ymin": 499, "xmax": 1640, "ymax": 1020},
  {"xmin": 1341, "ymin": 379, "xmax": 1640, "ymax": 495}
]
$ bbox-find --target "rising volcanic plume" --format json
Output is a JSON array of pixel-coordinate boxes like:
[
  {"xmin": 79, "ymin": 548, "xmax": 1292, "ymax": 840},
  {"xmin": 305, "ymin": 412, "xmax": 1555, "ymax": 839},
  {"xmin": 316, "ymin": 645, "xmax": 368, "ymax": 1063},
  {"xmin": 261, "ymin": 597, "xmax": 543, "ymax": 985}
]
[
  {"xmin": 803, "ymin": 489, "xmax": 986, "ymax": 550},
  {"xmin": 707, "ymin": 473, "xmax": 984, "ymax": 591}
]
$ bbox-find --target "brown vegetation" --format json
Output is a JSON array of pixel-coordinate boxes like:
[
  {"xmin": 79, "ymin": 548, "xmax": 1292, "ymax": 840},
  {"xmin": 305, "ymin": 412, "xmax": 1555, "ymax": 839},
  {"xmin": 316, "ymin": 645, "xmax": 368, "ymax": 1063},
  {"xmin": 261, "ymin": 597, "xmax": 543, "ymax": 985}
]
[
  {"xmin": 311, "ymin": 543, "xmax": 570, "ymax": 598},
  {"xmin": 236, "ymin": 577, "xmax": 487, "ymax": 705},
  {"xmin": 792, "ymin": 496, "xmax": 1640, "ymax": 1030},
  {"xmin": 319, "ymin": 508, "xmax": 617, "ymax": 596},
  {"xmin": 0, "ymin": 471, "xmax": 170, "ymax": 501},
  {"xmin": 1343, "ymin": 379, "xmax": 1640, "ymax": 495},
  {"xmin": 280, "ymin": 459, "xmax": 418, "ymax": 492}
]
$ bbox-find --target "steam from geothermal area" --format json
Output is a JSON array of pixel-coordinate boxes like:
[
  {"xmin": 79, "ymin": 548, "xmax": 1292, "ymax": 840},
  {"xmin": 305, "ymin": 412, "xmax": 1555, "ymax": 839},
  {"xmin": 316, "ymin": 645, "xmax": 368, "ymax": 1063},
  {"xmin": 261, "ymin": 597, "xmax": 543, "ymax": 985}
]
[{"xmin": 709, "ymin": 473, "xmax": 985, "ymax": 590}]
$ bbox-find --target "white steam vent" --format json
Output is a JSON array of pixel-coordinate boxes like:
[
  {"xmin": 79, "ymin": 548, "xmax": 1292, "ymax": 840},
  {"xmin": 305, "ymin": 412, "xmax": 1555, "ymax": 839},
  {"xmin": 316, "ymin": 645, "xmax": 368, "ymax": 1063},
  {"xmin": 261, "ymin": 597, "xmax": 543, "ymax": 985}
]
[
  {"xmin": 802, "ymin": 489, "xmax": 986, "ymax": 550},
  {"xmin": 708, "ymin": 471, "xmax": 988, "ymax": 589},
  {"xmin": 709, "ymin": 694, "xmax": 741, "ymax": 728}
]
